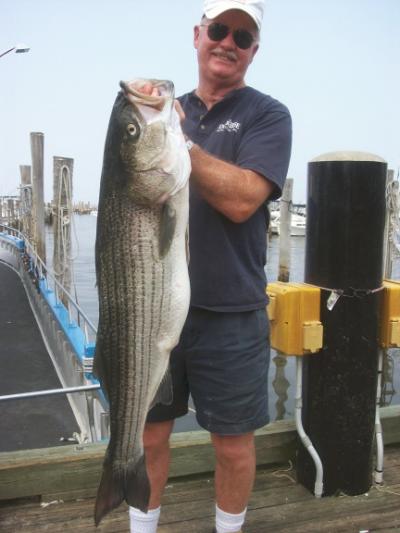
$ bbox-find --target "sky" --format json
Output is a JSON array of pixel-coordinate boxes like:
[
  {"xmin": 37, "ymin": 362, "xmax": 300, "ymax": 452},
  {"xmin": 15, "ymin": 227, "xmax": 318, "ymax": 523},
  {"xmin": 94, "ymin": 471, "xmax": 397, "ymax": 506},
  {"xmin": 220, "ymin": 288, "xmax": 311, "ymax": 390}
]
[{"xmin": 1, "ymin": 0, "xmax": 399, "ymax": 204}]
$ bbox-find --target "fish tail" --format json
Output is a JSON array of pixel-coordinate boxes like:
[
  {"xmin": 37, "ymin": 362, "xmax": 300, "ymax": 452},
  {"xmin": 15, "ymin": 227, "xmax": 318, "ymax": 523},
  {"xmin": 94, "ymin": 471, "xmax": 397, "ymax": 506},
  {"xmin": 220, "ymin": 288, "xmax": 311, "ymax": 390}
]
[
  {"xmin": 125, "ymin": 455, "xmax": 151, "ymax": 511},
  {"xmin": 94, "ymin": 455, "xmax": 150, "ymax": 526}
]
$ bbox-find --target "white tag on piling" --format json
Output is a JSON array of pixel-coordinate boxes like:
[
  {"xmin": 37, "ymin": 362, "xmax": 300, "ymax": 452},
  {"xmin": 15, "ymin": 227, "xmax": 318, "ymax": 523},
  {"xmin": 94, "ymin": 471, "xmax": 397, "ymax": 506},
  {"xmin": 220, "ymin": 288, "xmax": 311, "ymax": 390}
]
[{"xmin": 327, "ymin": 290, "xmax": 341, "ymax": 311}]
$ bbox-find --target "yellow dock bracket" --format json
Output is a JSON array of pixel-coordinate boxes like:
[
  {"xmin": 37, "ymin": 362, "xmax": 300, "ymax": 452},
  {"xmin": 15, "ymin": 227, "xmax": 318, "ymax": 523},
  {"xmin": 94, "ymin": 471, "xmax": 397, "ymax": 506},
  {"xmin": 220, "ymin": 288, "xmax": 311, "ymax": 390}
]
[
  {"xmin": 266, "ymin": 282, "xmax": 323, "ymax": 355},
  {"xmin": 380, "ymin": 279, "xmax": 400, "ymax": 348}
]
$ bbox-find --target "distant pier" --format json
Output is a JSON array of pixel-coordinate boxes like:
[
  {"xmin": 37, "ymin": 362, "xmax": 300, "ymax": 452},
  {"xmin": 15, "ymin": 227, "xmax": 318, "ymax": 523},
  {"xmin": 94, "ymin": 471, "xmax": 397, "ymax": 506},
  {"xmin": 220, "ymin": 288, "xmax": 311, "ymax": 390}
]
[{"xmin": 73, "ymin": 201, "xmax": 97, "ymax": 215}]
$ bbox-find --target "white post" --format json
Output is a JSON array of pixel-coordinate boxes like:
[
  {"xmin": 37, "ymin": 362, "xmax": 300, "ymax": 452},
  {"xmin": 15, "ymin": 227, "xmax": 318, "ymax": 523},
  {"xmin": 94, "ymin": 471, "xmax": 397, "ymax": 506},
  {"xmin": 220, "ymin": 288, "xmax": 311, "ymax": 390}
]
[{"xmin": 278, "ymin": 178, "xmax": 293, "ymax": 282}]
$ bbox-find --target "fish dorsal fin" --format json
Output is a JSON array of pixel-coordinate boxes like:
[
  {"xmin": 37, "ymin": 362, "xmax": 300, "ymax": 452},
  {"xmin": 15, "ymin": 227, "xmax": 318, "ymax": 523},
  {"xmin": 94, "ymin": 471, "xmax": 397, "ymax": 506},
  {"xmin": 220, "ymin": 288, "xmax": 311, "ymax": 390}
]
[
  {"xmin": 150, "ymin": 365, "xmax": 173, "ymax": 409},
  {"xmin": 159, "ymin": 202, "xmax": 176, "ymax": 258}
]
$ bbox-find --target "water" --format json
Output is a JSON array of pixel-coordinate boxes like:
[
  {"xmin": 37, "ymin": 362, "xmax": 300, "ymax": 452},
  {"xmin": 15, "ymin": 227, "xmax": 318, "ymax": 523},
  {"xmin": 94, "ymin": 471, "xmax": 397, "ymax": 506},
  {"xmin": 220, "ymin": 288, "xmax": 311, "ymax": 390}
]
[{"xmin": 46, "ymin": 214, "xmax": 400, "ymax": 428}]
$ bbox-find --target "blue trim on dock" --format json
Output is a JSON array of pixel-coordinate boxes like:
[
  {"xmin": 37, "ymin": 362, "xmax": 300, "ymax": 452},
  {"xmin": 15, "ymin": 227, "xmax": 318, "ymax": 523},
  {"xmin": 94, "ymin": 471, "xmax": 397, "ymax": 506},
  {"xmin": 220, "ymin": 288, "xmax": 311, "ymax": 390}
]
[
  {"xmin": 0, "ymin": 231, "xmax": 101, "ymax": 391},
  {"xmin": 38, "ymin": 277, "xmax": 96, "ymax": 379},
  {"xmin": 0, "ymin": 232, "xmax": 25, "ymax": 251}
]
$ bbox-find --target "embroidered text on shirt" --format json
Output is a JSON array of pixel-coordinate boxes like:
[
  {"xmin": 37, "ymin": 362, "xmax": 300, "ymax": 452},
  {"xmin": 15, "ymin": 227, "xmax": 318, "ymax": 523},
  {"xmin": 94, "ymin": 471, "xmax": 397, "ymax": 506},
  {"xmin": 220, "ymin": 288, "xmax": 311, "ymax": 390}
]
[{"xmin": 216, "ymin": 119, "xmax": 241, "ymax": 133}]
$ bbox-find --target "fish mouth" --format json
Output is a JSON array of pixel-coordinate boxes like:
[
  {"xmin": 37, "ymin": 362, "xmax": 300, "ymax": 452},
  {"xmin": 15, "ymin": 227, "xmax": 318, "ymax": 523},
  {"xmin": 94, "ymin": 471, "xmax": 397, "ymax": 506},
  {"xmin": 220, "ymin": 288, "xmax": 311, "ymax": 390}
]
[
  {"xmin": 120, "ymin": 79, "xmax": 174, "ymax": 111},
  {"xmin": 120, "ymin": 79, "xmax": 176, "ymax": 127}
]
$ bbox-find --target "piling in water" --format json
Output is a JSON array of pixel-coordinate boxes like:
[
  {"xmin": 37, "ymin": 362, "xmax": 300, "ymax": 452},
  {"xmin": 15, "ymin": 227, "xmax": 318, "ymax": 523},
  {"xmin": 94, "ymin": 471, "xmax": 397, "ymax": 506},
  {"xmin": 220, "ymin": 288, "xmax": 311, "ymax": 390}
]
[
  {"xmin": 53, "ymin": 157, "xmax": 74, "ymax": 304},
  {"xmin": 297, "ymin": 151, "xmax": 387, "ymax": 496},
  {"xmin": 19, "ymin": 165, "xmax": 32, "ymax": 240},
  {"xmin": 30, "ymin": 132, "xmax": 46, "ymax": 263}
]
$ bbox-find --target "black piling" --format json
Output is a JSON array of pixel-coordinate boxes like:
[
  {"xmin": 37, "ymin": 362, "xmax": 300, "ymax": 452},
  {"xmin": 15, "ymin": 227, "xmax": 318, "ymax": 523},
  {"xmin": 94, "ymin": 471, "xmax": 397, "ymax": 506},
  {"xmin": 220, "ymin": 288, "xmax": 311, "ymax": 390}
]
[{"xmin": 297, "ymin": 151, "xmax": 387, "ymax": 496}]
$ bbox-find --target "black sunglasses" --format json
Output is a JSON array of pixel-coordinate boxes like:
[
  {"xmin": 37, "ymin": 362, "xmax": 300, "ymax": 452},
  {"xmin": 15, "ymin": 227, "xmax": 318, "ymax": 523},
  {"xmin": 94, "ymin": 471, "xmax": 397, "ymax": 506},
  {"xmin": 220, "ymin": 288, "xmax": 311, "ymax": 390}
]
[{"xmin": 201, "ymin": 22, "xmax": 256, "ymax": 50}]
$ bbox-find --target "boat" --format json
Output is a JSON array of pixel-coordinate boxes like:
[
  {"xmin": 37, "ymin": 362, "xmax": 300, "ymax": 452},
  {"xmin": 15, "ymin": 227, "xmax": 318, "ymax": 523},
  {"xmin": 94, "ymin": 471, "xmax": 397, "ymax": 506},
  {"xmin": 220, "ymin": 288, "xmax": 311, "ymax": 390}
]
[{"xmin": 269, "ymin": 210, "xmax": 306, "ymax": 237}]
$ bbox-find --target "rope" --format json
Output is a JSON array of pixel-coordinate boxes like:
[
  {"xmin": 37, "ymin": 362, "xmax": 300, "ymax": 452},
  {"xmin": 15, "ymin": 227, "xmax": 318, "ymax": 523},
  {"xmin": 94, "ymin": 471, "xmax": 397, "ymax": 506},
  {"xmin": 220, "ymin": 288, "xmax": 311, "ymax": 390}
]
[
  {"xmin": 386, "ymin": 170, "xmax": 400, "ymax": 257},
  {"xmin": 53, "ymin": 164, "xmax": 80, "ymax": 304},
  {"xmin": 308, "ymin": 284, "xmax": 385, "ymax": 310},
  {"xmin": 19, "ymin": 185, "xmax": 32, "ymax": 216},
  {"xmin": 271, "ymin": 460, "xmax": 296, "ymax": 484}
]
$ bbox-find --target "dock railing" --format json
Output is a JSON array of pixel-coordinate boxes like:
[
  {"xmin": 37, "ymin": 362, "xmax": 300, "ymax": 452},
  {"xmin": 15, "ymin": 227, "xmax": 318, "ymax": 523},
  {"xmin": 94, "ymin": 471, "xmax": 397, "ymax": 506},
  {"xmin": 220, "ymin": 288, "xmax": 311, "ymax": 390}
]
[
  {"xmin": 0, "ymin": 222, "xmax": 97, "ymax": 349},
  {"xmin": 0, "ymin": 223, "xmax": 108, "ymax": 443}
]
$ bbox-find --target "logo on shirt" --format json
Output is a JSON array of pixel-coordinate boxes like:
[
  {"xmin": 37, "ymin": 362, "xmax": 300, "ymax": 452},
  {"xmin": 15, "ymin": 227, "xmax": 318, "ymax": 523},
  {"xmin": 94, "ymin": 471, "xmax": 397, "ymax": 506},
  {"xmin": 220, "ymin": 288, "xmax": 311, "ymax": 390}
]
[{"xmin": 216, "ymin": 119, "xmax": 241, "ymax": 134}]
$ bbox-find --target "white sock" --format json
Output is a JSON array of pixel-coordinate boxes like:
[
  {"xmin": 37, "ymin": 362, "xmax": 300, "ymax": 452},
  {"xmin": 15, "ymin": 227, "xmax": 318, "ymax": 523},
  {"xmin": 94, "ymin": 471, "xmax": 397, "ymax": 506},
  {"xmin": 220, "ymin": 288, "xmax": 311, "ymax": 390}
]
[
  {"xmin": 215, "ymin": 504, "xmax": 247, "ymax": 533},
  {"xmin": 129, "ymin": 506, "xmax": 161, "ymax": 533}
]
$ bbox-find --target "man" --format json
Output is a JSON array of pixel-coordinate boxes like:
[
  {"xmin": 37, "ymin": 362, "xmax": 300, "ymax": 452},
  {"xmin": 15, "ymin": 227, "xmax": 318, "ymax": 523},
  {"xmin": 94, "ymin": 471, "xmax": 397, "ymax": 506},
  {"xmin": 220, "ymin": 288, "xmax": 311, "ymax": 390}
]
[{"xmin": 130, "ymin": 1, "xmax": 292, "ymax": 531}]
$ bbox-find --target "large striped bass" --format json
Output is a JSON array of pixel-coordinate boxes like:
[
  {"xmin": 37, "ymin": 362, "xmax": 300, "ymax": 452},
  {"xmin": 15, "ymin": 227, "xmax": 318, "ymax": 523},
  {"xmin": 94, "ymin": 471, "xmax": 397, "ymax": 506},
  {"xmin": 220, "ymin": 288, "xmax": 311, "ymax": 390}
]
[{"xmin": 93, "ymin": 79, "xmax": 191, "ymax": 526}]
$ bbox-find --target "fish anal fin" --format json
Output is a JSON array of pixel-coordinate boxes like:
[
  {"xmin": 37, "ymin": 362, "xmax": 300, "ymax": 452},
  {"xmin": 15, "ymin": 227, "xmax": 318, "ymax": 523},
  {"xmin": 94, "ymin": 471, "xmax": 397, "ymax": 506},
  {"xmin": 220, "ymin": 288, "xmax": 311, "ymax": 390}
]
[
  {"xmin": 150, "ymin": 366, "xmax": 173, "ymax": 409},
  {"xmin": 159, "ymin": 202, "xmax": 176, "ymax": 258}
]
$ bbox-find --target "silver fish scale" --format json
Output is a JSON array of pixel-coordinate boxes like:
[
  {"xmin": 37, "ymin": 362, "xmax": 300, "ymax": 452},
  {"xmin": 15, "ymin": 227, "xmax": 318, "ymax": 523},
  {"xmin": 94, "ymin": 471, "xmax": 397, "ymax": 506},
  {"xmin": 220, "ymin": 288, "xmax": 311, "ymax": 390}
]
[{"xmin": 96, "ymin": 193, "xmax": 173, "ymax": 465}]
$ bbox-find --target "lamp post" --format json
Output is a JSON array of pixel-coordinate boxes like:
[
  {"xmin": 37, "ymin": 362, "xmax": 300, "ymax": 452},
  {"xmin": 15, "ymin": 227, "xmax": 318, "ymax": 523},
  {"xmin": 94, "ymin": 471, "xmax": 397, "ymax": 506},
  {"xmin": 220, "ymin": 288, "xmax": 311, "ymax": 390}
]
[{"xmin": 0, "ymin": 44, "xmax": 30, "ymax": 59}]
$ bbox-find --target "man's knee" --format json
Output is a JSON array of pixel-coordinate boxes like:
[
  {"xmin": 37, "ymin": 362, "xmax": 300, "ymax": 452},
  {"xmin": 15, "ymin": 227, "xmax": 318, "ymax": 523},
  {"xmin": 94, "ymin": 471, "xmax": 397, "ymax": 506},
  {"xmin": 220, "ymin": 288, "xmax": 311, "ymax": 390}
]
[
  {"xmin": 211, "ymin": 433, "xmax": 255, "ymax": 465},
  {"xmin": 144, "ymin": 420, "xmax": 174, "ymax": 456}
]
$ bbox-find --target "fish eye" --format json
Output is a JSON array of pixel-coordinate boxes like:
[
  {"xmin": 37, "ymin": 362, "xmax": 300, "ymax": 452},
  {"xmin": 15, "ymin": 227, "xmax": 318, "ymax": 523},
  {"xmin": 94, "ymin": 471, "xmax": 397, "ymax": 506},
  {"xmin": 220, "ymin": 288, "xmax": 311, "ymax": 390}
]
[{"xmin": 127, "ymin": 123, "xmax": 138, "ymax": 136}]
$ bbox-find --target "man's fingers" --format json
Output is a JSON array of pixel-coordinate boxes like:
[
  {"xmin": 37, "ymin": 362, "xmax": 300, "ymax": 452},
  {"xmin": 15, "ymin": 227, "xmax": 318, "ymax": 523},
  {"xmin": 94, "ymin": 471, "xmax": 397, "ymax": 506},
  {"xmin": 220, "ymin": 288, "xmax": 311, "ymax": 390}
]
[
  {"xmin": 140, "ymin": 82, "xmax": 154, "ymax": 95},
  {"xmin": 128, "ymin": 82, "xmax": 159, "ymax": 96}
]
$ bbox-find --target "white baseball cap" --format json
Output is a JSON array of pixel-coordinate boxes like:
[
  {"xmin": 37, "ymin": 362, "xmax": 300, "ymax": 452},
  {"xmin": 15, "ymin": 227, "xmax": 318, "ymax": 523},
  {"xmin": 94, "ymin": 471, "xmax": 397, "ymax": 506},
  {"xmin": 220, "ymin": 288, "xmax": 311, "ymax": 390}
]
[{"xmin": 203, "ymin": 0, "xmax": 265, "ymax": 31}]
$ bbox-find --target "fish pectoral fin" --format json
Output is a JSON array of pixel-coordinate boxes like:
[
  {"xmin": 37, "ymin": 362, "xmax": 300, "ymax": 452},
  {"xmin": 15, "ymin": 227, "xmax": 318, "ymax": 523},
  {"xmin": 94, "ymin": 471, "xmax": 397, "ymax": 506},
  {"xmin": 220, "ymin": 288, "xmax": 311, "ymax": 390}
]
[
  {"xmin": 151, "ymin": 365, "xmax": 173, "ymax": 408},
  {"xmin": 185, "ymin": 225, "xmax": 190, "ymax": 264},
  {"xmin": 159, "ymin": 201, "xmax": 176, "ymax": 258}
]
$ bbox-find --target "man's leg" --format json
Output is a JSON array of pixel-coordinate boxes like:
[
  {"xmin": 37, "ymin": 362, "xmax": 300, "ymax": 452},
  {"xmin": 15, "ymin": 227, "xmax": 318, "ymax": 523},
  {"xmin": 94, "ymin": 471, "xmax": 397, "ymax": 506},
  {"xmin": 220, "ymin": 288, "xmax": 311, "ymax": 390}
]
[
  {"xmin": 184, "ymin": 308, "xmax": 270, "ymax": 531},
  {"xmin": 212, "ymin": 432, "xmax": 256, "ymax": 513},
  {"xmin": 129, "ymin": 420, "xmax": 174, "ymax": 533},
  {"xmin": 144, "ymin": 420, "xmax": 174, "ymax": 508}
]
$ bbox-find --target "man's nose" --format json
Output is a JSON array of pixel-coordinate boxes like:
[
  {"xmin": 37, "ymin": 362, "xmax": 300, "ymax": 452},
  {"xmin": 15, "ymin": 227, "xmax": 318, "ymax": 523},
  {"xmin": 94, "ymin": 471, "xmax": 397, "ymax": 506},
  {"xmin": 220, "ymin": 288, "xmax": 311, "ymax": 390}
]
[{"xmin": 219, "ymin": 30, "xmax": 236, "ymax": 49}]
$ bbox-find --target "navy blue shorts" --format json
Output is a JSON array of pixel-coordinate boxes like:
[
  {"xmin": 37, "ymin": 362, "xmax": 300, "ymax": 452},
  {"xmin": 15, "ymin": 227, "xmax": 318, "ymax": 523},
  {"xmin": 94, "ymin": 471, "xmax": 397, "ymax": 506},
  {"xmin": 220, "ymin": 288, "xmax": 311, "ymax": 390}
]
[{"xmin": 147, "ymin": 307, "xmax": 270, "ymax": 435}]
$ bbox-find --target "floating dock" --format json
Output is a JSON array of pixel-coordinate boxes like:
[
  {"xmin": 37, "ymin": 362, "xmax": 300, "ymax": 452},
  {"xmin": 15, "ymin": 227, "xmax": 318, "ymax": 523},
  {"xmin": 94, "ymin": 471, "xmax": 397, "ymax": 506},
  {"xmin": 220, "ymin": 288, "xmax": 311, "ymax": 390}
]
[{"xmin": 0, "ymin": 261, "xmax": 79, "ymax": 451}]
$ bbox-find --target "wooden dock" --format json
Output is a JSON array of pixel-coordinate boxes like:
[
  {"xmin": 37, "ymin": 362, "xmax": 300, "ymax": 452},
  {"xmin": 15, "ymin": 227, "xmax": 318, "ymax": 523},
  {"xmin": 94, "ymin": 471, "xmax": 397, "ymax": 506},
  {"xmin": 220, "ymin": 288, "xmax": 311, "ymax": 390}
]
[
  {"xmin": 0, "ymin": 445, "xmax": 399, "ymax": 532},
  {"xmin": 0, "ymin": 414, "xmax": 399, "ymax": 532}
]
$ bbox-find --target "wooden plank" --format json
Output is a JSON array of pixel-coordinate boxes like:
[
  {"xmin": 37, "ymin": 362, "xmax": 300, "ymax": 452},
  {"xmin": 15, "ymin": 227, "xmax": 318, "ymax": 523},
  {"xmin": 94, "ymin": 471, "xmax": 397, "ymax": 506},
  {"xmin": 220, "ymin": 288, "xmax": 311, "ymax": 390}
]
[
  {"xmin": 0, "ymin": 409, "xmax": 398, "ymax": 502},
  {"xmin": 0, "ymin": 419, "xmax": 296, "ymax": 501},
  {"xmin": 0, "ymin": 447, "xmax": 399, "ymax": 533},
  {"xmin": 0, "ymin": 444, "xmax": 104, "ymax": 501}
]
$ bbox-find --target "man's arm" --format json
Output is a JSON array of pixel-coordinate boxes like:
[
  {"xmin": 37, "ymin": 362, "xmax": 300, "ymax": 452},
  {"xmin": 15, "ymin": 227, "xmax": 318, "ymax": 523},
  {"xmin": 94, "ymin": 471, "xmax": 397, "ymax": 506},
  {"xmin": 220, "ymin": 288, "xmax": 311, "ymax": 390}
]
[
  {"xmin": 133, "ymin": 90, "xmax": 279, "ymax": 222},
  {"xmin": 189, "ymin": 143, "xmax": 275, "ymax": 223}
]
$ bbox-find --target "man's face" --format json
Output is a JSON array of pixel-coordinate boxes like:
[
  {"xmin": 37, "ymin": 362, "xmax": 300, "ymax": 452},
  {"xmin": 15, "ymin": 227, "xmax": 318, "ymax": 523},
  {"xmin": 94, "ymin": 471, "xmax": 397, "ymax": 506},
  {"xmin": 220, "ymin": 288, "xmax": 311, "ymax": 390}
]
[{"xmin": 194, "ymin": 9, "xmax": 259, "ymax": 88}]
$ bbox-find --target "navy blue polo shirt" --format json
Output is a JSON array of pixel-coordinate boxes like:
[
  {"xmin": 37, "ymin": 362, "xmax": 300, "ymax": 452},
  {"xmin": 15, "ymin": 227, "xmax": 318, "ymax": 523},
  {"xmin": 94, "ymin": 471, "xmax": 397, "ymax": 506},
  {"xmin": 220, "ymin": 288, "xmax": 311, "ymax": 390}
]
[{"xmin": 178, "ymin": 86, "xmax": 292, "ymax": 311}]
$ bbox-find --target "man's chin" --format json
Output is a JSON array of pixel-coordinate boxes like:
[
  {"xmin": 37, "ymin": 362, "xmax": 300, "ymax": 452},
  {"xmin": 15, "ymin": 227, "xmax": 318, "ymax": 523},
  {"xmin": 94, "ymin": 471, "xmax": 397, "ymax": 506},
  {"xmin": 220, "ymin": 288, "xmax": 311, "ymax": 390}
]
[{"xmin": 208, "ymin": 61, "xmax": 236, "ymax": 79}]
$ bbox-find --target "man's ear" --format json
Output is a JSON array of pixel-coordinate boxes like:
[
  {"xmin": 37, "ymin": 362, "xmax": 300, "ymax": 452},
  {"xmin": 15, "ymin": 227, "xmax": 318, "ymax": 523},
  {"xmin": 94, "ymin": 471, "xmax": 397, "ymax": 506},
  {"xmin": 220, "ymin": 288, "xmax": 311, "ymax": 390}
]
[
  {"xmin": 249, "ymin": 43, "xmax": 259, "ymax": 64},
  {"xmin": 194, "ymin": 25, "xmax": 200, "ymax": 50}
]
